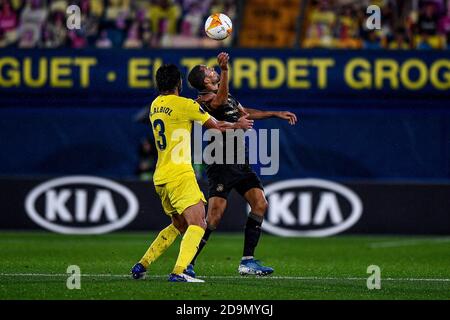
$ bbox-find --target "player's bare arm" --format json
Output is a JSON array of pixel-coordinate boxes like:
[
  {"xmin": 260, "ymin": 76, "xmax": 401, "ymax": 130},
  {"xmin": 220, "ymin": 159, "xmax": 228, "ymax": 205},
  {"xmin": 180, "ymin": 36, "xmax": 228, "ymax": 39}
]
[
  {"xmin": 203, "ymin": 114, "xmax": 253, "ymax": 131},
  {"xmin": 207, "ymin": 52, "xmax": 230, "ymax": 110},
  {"xmin": 238, "ymin": 104, "xmax": 298, "ymax": 125}
]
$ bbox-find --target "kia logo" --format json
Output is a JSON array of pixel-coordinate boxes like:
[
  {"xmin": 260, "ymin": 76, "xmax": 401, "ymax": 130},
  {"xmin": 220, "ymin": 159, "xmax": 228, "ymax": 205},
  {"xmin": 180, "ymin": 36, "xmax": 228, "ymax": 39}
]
[
  {"xmin": 25, "ymin": 176, "xmax": 139, "ymax": 234},
  {"xmin": 262, "ymin": 179, "xmax": 362, "ymax": 237}
]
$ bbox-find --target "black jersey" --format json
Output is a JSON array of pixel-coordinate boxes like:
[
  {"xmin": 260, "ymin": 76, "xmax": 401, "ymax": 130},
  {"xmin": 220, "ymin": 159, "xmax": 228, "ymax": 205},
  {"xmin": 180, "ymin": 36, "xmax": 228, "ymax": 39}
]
[
  {"xmin": 199, "ymin": 93, "xmax": 241, "ymax": 123},
  {"xmin": 197, "ymin": 92, "xmax": 262, "ymax": 199},
  {"xmin": 197, "ymin": 92, "xmax": 248, "ymax": 166}
]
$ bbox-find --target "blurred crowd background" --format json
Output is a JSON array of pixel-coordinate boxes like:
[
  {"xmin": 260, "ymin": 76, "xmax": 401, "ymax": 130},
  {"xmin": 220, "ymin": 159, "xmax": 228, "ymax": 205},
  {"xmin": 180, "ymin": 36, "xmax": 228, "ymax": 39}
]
[
  {"xmin": 0, "ymin": 0, "xmax": 237, "ymax": 48},
  {"xmin": 1, "ymin": 0, "xmax": 449, "ymax": 49},
  {"xmin": 304, "ymin": 0, "xmax": 450, "ymax": 49}
]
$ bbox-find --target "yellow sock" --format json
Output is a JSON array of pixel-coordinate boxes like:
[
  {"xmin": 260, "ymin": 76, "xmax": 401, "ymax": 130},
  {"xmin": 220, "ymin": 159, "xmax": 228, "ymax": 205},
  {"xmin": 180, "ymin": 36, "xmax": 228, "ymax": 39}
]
[
  {"xmin": 172, "ymin": 225, "xmax": 205, "ymax": 275},
  {"xmin": 139, "ymin": 224, "xmax": 180, "ymax": 268}
]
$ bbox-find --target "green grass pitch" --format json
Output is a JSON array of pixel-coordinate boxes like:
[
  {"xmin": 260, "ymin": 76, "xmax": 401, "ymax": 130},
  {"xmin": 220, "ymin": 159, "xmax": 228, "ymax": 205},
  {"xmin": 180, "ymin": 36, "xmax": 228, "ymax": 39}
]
[{"xmin": 0, "ymin": 232, "xmax": 449, "ymax": 300}]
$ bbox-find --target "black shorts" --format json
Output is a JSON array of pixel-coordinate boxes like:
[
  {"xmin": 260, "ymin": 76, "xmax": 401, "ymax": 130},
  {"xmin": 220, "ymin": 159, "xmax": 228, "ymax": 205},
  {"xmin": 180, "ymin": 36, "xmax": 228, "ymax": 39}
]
[{"xmin": 206, "ymin": 164, "xmax": 264, "ymax": 199}]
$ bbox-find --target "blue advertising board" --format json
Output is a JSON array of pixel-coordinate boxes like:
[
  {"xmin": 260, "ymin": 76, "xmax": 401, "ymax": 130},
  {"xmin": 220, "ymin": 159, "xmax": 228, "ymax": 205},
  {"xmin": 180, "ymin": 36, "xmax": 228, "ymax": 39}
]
[
  {"xmin": 0, "ymin": 49, "xmax": 449, "ymax": 108},
  {"xmin": 0, "ymin": 49, "xmax": 449, "ymax": 180}
]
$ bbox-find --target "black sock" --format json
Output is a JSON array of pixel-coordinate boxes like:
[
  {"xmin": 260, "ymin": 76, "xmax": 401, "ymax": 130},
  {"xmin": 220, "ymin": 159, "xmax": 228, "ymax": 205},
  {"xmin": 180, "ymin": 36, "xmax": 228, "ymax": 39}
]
[
  {"xmin": 243, "ymin": 213, "xmax": 263, "ymax": 257},
  {"xmin": 190, "ymin": 226, "xmax": 214, "ymax": 266}
]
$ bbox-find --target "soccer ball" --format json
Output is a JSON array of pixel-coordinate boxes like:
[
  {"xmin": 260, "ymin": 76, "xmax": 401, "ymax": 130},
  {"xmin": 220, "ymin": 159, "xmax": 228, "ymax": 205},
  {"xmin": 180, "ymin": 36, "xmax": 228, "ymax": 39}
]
[{"xmin": 204, "ymin": 13, "xmax": 233, "ymax": 40}]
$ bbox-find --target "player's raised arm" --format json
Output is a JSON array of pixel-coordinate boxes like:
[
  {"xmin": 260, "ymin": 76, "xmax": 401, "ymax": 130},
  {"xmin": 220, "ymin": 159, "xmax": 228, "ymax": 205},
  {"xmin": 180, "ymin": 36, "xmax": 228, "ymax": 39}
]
[
  {"xmin": 238, "ymin": 104, "xmax": 298, "ymax": 125},
  {"xmin": 203, "ymin": 114, "xmax": 253, "ymax": 132},
  {"xmin": 210, "ymin": 52, "xmax": 229, "ymax": 109}
]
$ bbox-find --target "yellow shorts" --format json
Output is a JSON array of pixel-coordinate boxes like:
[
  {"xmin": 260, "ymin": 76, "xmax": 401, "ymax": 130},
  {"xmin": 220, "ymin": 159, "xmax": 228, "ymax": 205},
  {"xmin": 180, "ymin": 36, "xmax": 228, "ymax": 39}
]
[{"xmin": 155, "ymin": 173, "xmax": 206, "ymax": 216}]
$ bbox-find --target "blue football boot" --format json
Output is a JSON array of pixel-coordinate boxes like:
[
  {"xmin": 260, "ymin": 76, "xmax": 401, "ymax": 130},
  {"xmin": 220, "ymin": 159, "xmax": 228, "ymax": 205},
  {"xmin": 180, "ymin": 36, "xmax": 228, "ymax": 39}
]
[
  {"xmin": 168, "ymin": 273, "xmax": 204, "ymax": 283},
  {"xmin": 238, "ymin": 258, "xmax": 274, "ymax": 276},
  {"xmin": 131, "ymin": 262, "xmax": 146, "ymax": 280},
  {"xmin": 184, "ymin": 264, "xmax": 196, "ymax": 278}
]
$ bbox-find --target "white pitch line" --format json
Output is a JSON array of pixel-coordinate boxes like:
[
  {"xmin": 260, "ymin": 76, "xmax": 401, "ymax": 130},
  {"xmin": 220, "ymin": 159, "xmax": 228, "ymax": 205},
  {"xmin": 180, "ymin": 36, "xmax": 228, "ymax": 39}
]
[
  {"xmin": 369, "ymin": 237, "xmax": 450, "ymax": 248},
  {"xmin": 0, "ymin": 273, "xmax": 449, "ymax": 283}
]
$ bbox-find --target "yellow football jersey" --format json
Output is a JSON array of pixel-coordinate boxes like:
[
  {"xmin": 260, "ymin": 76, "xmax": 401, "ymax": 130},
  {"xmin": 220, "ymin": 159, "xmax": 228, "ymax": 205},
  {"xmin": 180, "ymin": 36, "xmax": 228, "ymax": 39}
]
[{"xmin": 149, "ymin": 94, "xmax": 210, "ymax": 185}]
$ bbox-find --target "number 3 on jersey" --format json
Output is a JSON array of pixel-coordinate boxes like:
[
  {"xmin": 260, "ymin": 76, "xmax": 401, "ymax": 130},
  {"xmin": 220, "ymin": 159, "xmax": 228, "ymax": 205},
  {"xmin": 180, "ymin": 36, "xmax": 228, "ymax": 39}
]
[{"xmin": 153, "ymin": 119, "xmax": 167, "ymax": 150}]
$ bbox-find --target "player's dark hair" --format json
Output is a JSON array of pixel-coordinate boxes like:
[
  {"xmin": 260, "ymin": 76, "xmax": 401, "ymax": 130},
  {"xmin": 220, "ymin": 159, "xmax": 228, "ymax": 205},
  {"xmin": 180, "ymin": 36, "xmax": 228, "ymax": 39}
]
[
  {"xmin": 188, "ymin": 65, "xmax": 206, "ymax": 91},
  {"xmin": 155, "ymin": 64, "xmax": 182, "ymax": 93}
]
